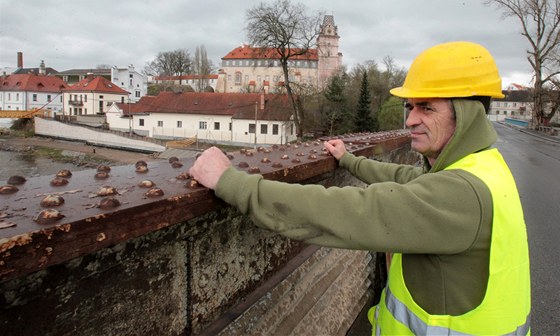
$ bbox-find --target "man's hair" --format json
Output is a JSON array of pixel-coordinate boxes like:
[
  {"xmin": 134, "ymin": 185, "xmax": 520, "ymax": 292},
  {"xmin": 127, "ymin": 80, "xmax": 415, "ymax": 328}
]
[{"xmin": 465, "ymin": 96, "xmax": 492, "ymax": 114}]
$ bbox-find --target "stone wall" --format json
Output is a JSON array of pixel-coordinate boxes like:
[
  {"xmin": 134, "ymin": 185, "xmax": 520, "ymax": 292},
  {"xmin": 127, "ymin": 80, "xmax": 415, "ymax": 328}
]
[{"xmin": 1, "ymin": 132, "xmax": 417, "ymax": 335}]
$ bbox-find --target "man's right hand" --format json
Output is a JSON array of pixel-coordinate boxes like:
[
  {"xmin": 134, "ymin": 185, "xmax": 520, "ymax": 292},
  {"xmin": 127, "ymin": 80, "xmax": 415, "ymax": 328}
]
[
  {"xmin": 324, "ymin": 139, "xmax": 347, "ymax": 161},
  {"xmin": 189, "ymin": 146, "xmax": 232, "ymax": 190}
]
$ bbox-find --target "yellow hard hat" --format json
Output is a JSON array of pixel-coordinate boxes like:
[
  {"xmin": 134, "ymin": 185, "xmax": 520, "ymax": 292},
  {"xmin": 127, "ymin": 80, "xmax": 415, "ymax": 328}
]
[{"xmin": 390, "ymin": 41, "xmax": 505, "ymax": 99}]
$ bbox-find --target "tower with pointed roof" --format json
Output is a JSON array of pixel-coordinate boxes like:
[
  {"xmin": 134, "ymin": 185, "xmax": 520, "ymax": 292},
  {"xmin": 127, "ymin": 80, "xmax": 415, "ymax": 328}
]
[{"xmin": 317, "ymin": 15, "xmax": 342, "ymax": 88}]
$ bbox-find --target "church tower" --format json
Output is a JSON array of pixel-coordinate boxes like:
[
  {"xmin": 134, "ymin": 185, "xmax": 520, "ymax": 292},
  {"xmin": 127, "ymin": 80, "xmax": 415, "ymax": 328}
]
[{"xmin": 317, "ymin": 15, "xmax": 342, "ymax": 88}]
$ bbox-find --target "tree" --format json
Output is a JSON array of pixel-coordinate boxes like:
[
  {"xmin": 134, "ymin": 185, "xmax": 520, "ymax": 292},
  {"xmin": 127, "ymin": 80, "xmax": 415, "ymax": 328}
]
[
  {"xmin": 245, "ymin": 0, "xmax": 324, "ymax": 137},
  {"xmin": 144, "ymin": 49, "xmax": 192, "ymax": 84},
  {"xmin": 485, "ymin": 0, "xmax": 560, "ymax": 126},
  {"xmin": 355, "ymin": 72, "xmax": 376, "ymax": 132},
  {"xmin": 323, "ymin": 74, "xmax": 352, "ymax": 135},
  {"xmin": 378, "ymin": 96, "xmax": 406, "ymax": 131},
  {"xmin": 193, "ymin": 45, "xmax": 214, "ymax": 92}
]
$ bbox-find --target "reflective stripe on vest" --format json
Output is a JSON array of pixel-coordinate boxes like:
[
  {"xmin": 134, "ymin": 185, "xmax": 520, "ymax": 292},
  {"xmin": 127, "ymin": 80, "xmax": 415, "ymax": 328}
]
[{"xmin": 381, "ymin": 286, "xmax": 530, "ymax": 336}]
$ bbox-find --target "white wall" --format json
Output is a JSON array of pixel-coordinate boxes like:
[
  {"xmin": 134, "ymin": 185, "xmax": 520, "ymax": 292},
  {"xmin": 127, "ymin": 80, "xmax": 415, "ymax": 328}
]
[
  {"xmin": 106, "ymin": 104, "xmax": 296, "ymax": 145},
  {"xmin": 111, "ymin": 65, "xmax": 147, "ymax": 103},
  {"xmin": 35, "ymin": 117, "xmax": 165, "ymax": 152}
]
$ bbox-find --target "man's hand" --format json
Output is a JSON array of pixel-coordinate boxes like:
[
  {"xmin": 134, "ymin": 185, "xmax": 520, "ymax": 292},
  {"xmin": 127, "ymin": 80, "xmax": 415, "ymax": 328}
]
[
  {"xmin": 189, "ymin": 147, "xmax": 232, "ymax": 190},
  {"xmin": 324, "ymin": 139, "xmax": 347, "ymax": 161}
]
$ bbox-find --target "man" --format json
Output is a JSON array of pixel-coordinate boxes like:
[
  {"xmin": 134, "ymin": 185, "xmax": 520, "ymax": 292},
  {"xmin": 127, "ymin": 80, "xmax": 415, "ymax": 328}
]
[{"xmin": 189, "ymin": 41, "xmax": 531, "ymax": 335}]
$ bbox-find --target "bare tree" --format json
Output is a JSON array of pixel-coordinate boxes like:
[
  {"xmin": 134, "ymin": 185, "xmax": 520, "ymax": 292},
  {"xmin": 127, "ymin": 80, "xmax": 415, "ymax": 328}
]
[
  {"xmin": 245, "ymin": 0, "xmax": 323, "ymax": 137},
  {"xmin": 193, "ymin": 45, "xmax": 214, "ymax": 92},
  {"xmin": 144, "ymin": 49, "xmax": 192, "ymax": 84},
  {"xmin": 485, "ymin": 0, "xmax": 560, "ymax": 126}
]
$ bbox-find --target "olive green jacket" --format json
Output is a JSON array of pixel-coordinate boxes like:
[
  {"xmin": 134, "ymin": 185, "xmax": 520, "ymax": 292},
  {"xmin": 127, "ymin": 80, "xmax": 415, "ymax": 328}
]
[{"xmin": 216, "ymin": 99, "xmax": 497, "ymax": 315}]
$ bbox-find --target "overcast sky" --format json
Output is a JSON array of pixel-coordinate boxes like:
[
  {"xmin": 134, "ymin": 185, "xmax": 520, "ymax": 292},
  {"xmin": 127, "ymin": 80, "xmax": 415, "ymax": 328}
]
[{"xmin": 0, "ymin": 0, "xmax": 532, "ymax": 88}]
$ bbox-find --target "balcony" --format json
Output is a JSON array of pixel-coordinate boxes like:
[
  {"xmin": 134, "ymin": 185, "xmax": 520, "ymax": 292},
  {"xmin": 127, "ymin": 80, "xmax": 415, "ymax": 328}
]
[{"xmin": 68, "ymin": 99, "xmax": 84, "ymax": 106}]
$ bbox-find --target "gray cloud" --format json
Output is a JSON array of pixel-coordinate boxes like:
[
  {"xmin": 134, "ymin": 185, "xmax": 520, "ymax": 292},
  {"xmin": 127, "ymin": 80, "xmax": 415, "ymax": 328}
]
[{"xmin": 0, "ymin": 0, "xmax": 533, "ymax": 86}]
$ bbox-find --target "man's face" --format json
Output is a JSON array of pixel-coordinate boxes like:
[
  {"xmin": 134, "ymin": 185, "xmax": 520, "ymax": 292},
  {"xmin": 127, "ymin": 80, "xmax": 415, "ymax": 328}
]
[{"xmin": 405, "ymin": 98, "xmax": 456, "ymax": 165}]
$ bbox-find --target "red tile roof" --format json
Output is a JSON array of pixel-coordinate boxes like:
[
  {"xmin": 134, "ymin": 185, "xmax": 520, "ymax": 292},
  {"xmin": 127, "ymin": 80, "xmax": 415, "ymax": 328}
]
[
  {"xmin": 115, "ymin": 96, "xmax": 157, "ymax": 116},
  {"xmin": 119, "ymin": 92, "xmax": 293, "ymax": 121},
  {"xmin": 0, "ymin": 74, "xmax": 68, "ymax": 92},
  {"xmin": 64, "ymin": 76, "xmax": 129, "ymax": 94},
  {"xmin": 222, "ymin": 45, "xmax": 318, "ymax": 61}
]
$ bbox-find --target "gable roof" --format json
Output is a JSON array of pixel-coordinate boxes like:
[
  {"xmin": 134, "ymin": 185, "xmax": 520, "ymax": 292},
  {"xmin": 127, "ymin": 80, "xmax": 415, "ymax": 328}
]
[
  {"xmin": 120, "ymin": 92, "xmax": 293, "ymax": 121},
  {"xmin": 65, "ymin": 75, "xmax": 129, "ymax": 94},
  {"xmin": 115, "ymin": 96, "xmax": 157, "ymax": 116},
  {"xmin": 0, "ymin": 73, "xmax": 68, "ymax": 92},
  {"xmin": 222, "ymin": 44, "xmax": 318, "ymax": 61}
]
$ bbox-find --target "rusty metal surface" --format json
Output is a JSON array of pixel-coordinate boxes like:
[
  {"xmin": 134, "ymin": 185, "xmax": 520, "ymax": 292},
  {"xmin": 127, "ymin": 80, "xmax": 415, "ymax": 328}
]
[{"xmin": 0, "ymin": 131, "xmax": 410, "ymax": 282}]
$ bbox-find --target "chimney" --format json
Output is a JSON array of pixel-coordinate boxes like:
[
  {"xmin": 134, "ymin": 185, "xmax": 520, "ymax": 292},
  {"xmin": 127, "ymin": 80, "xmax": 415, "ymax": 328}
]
[
  {"xmin": 17, "ymin": 52, "xmax": 23, "ymax": 68},
  {"xmin": 87, "ymin": 72, "xmax": 94, "ymax": 81}
]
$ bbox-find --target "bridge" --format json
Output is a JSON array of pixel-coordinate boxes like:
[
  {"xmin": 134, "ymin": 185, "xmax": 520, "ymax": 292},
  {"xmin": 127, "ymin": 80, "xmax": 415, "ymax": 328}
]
[
  {"xmin": 0, "ymin": 130, "xmax": 414, "ymax": 335},
  {"xmin": 0, "ymin": 109, "xmax": 47, "ymax": 119}
]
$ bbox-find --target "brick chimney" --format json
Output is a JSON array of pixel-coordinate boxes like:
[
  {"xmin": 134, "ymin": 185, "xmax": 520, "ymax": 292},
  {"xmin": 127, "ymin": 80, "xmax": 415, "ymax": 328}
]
[{"xmin": 17, "ymin": 52, "xmax": 23, "ymax": 68}]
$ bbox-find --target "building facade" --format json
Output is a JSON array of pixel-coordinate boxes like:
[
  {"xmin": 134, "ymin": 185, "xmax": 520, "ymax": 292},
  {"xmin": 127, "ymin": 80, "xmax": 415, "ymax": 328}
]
[
  {"xmin": 62, "ymin": 75, "xmax": 129, "ymax": 117},
  {"xmin": 106, "ymin": 92, "xmax": 297, "ymax": 146},
  {"xmin": 488, "ymin": 87, "xmax": 532, "ymax": 122},
  {"xmin": 217, "ymin": 15, "xmax": 343, "ymax": 94},
  {"xmin": 58, "ymin": 65, "xmax": 147, "ymax": 103},
  {"xmin": 0, "ymin": 73, "xmax": 68, "ymax": 117},
  {"xmin": 110, "ymin": 65, "xmax": 147, "ymax": 102}
]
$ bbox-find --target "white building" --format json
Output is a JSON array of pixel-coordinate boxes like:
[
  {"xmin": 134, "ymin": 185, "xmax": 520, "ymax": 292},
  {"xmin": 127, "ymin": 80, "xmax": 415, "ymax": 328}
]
[
  {"xmin": 58, "ymin": 65, "xmax": 147, "ymax": 103},
  {"xmin": 488, "ymin": 88, "xmax": 532, "ymax": 122},
  {"xmin": 106, "ymin": 92, "xmax": 296, "ymax": 146},
  {"xmin": 110, "ymin": 65, "xmax": 147, "ymax": 102},
  {"xmin": 0, "ymin": 72, "xmax": 68, "ymax": 117},
  {"xmin": 62, "ymin": 75, "xmax": 129, "ymax": 117}
]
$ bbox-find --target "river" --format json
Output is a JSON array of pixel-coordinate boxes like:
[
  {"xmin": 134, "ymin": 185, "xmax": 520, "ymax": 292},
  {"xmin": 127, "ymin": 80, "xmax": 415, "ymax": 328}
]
[{"xmin": 0, "ymin": 119, "xmax": 81, "ymax": 181}]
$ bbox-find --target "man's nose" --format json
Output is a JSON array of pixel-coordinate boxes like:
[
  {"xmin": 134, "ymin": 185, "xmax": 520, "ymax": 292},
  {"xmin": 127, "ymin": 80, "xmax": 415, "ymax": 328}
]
[{"xmin": 405, "ymin": 108, "xmax": 420, "ymax": 128}]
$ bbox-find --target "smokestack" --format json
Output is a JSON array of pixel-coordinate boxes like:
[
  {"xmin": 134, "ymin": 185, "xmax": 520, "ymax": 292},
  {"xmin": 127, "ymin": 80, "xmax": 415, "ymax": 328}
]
[{"xmin": 17, "ymin": 52, "xmax": 23, "ymax": 68}]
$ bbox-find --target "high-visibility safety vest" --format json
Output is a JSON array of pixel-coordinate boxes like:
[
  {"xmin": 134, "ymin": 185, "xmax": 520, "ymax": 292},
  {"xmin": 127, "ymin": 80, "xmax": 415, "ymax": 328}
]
[{"xmin": 369, "ymin": 149, "xmax": 531, "ymax": 335}]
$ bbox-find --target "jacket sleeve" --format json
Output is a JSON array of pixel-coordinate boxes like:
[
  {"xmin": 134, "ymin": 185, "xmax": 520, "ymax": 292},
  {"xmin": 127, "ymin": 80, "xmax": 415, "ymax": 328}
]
[
  {"xmin": 215, "ymin": 166, "xmax": 491, "ymax": 254},
  {"xmin": 339, "ymin": 152, "xmax": 424, "ymax": 184}
]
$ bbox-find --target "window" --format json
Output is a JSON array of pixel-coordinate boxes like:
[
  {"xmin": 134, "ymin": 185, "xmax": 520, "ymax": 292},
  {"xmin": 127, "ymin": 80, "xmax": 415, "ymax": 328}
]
[
  {"xmin": 60, "ymin": 96, "xmax": 63, "ymax": 102},
  {"xmin": 135, "ymin": 91, "xmax": 140, "ymax": 98},
  {"xmin": 16, "ymin": 93, "xmax": 19, "ymax": 101},
  {"xmin": 157, "ymin": 120, "xmax": 163, "ymax": 127},
  {"xmin": 32, "ymin": 94, "xmax": 37, "ymax": 101},
  {"xmin": 139, "ymin": 119, "xmax": 145, "ymax": 126},
  {"xmin": 199, "ymin": 121, "xmax": 207, "ymax": 129},
  {"xmin": 229, "ymin": 123, "xmax": 232, "ymax": 131},
  {"xmin": 99, "ymin": 101, "xmax": 103, "ymax": 113},
  {"xmin": 84, "ymin": 95, "xmax": 87, "ymax": 102},
  {"xmin": 235, "ymin": 72, "xmax": 242, "ymax": 85},
  {"xmin": 214, "ymin": 122, "xmax": 220, "ymax": 130},
  {"xmin": 177, "ymin": 121, "xmax": 182, "ymax": 128},
  {"xmin": 248, "ymin": 123, "xmax": 256, "ymax": 134},
  {"xmin": 47, "ymin": 95, "xmax": 51, "ymax": 102},
  {"xmin": 260, "ymin": 124, "xmax": 268, "ymax": 134},
  {"xmin": 273, "ymin": 124, "xmax": 279, "ymax": 135}
]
